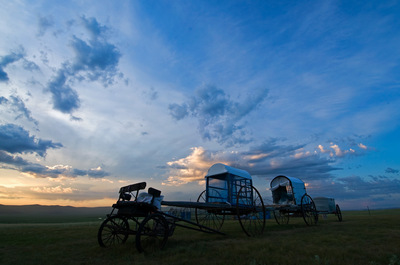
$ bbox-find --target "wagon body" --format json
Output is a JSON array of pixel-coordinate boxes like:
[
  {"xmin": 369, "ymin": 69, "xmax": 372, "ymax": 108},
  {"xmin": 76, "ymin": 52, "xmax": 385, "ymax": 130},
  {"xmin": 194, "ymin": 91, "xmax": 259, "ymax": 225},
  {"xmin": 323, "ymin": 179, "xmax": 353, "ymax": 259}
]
[
  {"xmin": 269, "ymin": 175, "xmax": 319, "ymax": 226},
  {"xmin": 313, "ymin": 196, "xmax": 343, "ymax": 221},
  {"xmin": 205, "ymin": 163, "xmax": 253, "ymax": 206},
  {"xmin": 313, "ymin": 197, "xmax": 336, "ymax": 213},
  {"xmin": 270, "ymin": 175, "xmax": 306, "ymax": 206}
]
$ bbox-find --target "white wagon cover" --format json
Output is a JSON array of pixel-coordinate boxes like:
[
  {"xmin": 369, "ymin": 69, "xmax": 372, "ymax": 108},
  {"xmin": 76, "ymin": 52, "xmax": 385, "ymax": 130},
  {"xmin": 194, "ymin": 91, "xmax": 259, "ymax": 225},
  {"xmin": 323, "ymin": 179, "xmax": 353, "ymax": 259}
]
[
  {"xmin": 270, "ymin": 175, "xmax": 306, "ymax": 205},
  {"xmin": 205, "ymin": 163, "xmax": 252, "ymax": 180}
]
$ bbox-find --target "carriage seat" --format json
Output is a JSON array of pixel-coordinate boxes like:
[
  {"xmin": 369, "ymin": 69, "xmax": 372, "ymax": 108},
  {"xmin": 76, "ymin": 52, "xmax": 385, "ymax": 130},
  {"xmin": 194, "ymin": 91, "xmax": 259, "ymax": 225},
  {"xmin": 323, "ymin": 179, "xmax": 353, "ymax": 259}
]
[{"xmin": 113, "ymin": 187, "xmax": 163, "ymax": 214}]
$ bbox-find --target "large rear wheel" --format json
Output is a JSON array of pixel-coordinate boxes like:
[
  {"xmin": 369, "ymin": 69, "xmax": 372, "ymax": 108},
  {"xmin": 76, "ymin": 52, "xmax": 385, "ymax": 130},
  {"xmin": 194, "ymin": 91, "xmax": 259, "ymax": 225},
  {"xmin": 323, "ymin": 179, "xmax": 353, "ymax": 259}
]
[
  {"xmin": 195, "ymin": 190, "xmax": 225, "ymax": 231},
  {"xmin": 301, "ymin": 194, "xmax": 318, "ymax": 226},
  {"xmin": 236, "ymin": 185, "xmax": 266, "ymax": 237},
  {"xmin": 136, "ymin": 213, "xmax": 169, "ymax": 253}
]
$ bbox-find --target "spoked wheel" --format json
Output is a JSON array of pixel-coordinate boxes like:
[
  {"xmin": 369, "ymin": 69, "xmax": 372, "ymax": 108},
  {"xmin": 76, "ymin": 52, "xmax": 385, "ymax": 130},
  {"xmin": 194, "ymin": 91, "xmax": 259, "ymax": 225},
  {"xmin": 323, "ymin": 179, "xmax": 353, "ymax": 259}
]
[
  {"xmin": 335, "ymin": 204, "xmax": 343, "ymax": 222},
  {"xmin": 98, "ymin": 215, "xmax": 129, "ymax": 247},
  {"xmin": 301, "ymin": 194, "xmax": 318, "ymax": 226},
  {"xmin": 273, "ymin": 209, "xmax": 289, "ymax": 225},
  {"xmin": 195, "ymin": 190, "xmax": 225, "ymax": 232},
  {"xmin": 236, "ymin": 185, "xmax": 266, "ymax": 237},
  {"xmin": 136, "ymin": 213, "xmax": 169, "ymax": 253}
]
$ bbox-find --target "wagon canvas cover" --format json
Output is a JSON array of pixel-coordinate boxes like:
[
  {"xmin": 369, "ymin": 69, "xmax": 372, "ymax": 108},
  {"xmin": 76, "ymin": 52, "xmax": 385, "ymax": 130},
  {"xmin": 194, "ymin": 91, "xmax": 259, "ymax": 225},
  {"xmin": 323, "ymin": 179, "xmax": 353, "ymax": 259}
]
[{"xmin": 270, "ymin": 176, "xmax": 306, "ymax": 205}]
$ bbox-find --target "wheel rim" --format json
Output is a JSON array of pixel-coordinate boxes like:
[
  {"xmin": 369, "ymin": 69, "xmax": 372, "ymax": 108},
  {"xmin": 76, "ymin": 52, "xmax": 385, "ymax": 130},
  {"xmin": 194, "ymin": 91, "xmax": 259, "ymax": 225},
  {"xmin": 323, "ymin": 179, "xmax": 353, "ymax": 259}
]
[
  {"xmin": 236, "ymin": 185, "xmax": 266, "ymax": 237},
  {"xmin": 98, "ymin": 215, "xmax": 129, "ymax": 247},
  {"xmin": 273, "ymin": 210, "xmax": 289, "ymax": 225},
  {"xmin": 301, "ymin": 194, "xmax": 318, "ymax": 226},
  {"xmin": 136, "ymin": 213, "xmax": 169, "ymax": 253},
  {"xmin": 195, "ymin": 190, "xmax": 225, "ymax": 231}
]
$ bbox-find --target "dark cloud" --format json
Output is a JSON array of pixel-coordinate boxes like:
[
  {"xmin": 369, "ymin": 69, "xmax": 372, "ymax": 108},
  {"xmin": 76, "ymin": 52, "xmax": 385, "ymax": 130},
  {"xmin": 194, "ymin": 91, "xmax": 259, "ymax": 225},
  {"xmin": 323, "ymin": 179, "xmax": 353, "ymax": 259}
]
[
  {"xmin": 0, "ymin": 151, "xmax": 30, "ymax": 167},
  {"xmin": 37, "ymin": 15, "xmax": 54, "ymax": 37},
  {"xmin": 169, "ymin": 85, "xmax": 269, "ymax": 146},
  {"xmin": 0, "ymin": 95, "xmax": 39, "ymax": 125},
  {"xmin": 385, "ymin": 167, "xmax": 399, "ymax": 174},
  {"xmin": 45, "ymin": 17, "xmax": 121, "ymax": 114},
  {"xmin": 47, "ymin": 69, "xmax": 81, "ymax": 113},
  {"xmin": 80, "ymin": 16, "xmax": 107, "ymax": 40},
  {"xmin": 0, "ymin": 50, "xmax": 25, "ymax": 82},
  {"xmin": 169, "ymin": 103, "xmax": 188, "ymax": 120},
  {"xmin": 0, "ymin": 124, "xmax": 62, "ymax": 157}
]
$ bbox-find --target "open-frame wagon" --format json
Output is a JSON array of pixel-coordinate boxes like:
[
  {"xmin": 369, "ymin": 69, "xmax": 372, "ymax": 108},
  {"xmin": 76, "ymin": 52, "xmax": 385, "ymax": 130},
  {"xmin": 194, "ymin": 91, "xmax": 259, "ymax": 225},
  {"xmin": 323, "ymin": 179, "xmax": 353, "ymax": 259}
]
[{"xmin": 313, "ymin": 197, "xmax": 343, "ymax": 222}]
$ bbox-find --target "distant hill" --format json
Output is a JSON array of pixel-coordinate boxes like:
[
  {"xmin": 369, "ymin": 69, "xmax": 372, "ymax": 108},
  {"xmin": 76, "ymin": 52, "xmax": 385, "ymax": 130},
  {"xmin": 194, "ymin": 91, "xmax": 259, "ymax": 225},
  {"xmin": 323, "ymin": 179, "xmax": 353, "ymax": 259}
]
[{"xmin": 0, "ymin": 204, "xmax": 111, "ymax": 223}]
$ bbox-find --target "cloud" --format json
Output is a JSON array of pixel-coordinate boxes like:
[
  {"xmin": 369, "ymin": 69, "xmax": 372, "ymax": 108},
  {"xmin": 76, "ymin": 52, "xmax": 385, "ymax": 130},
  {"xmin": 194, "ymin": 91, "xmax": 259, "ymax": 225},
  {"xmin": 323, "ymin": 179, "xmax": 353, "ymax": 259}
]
[
  {"xmin": 0, "ymin": 124, "xmax": 62, "ymax": 157},
  {"xmin": 0, "ymin": 50, "xmax": 25, "ymax": 82},
  {"xmin": 19, "ymin": 164, "xmax": 110, "ymax": 179},
  {"xmin": 30, "ymin": 185, "xmax": 76, "ymax": 194},
  {"xmin": 0, "ymin": 95, "xmax": 39, "ymax": 126},
  {"xmin": 385, "ymin": 167, "xmax": 399, "ymax": 174},
  {"xmin": 45, "ymin": 16, "xmax": 121, "ymax": 114},
  {"xmin": 163, "ymin": 137, "xmax": 375, "ymax": 186},
  {"xmin": 163, "ymin": 139, "xmax": 342, "ymax": 186},
  {"xmin": 0, "ymin": 151, "xmax": 30, "ymax": 167},
  {"xmin": 46, "ymin": 69, "xmax": 81, "ymax": 113},
  {"xmin": 169, "ymin": 85, "xmax": 269, "ymax": 146},
  {"xmin": 163, "ymin": 147, "xmax": 218, "ymax": 186},
  {"xmin": 37, "ymin": 15, "xmax": 55, "ymax": 37}
]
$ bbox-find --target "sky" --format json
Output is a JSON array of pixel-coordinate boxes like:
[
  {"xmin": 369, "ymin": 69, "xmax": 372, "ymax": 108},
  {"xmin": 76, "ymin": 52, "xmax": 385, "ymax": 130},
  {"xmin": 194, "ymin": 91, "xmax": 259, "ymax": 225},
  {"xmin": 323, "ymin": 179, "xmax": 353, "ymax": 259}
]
[{"xmin": 1, "ymin": 0, "xmax": 399, "ymax": 210}]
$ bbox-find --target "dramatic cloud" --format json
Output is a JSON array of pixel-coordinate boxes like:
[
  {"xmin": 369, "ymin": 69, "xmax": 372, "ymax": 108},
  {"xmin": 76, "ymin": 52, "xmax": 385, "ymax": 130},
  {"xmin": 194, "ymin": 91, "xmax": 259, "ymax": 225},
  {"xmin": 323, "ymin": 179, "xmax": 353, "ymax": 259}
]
[
  {"xmin": 45, "ymin": 16, "xmax": 121, "ymax": 114},
  {"xmin": 163, "ymin": 139, "xmax": 371, "ymax": 186},
  {"xmin": 0, "ymin": 124, "xmax": 62, "ymax": 157},
  {"xmin": 169, "ymin": 85, "xmax": 269, "ymax": 146}
]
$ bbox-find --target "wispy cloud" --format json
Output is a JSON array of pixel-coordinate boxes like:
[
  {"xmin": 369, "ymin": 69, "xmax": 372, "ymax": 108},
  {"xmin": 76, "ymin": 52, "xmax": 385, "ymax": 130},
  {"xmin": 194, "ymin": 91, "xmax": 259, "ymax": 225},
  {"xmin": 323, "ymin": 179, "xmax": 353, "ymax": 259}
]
[
  {"xmin": 0, "ymin": 95, "xmax": 39, "ymax": 126},
  {"xmin": 44, "ymin": 16, "xmax": 122, "ymax": 114},
  {"xmin": 169, "ymin": 85, "xmax": 269, "ymax": 146}
]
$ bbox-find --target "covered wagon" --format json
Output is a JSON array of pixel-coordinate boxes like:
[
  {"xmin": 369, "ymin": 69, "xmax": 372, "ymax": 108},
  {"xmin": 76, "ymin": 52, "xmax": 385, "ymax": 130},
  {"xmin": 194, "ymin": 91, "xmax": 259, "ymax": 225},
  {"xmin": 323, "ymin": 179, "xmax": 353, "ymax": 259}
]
[
  {"xmin": 195, "ymin": 163, "xmax": 265, "ymax": 236},
  {"xmin": 270, "ymin": 175, "xmax": 318, "ymax": 226}
]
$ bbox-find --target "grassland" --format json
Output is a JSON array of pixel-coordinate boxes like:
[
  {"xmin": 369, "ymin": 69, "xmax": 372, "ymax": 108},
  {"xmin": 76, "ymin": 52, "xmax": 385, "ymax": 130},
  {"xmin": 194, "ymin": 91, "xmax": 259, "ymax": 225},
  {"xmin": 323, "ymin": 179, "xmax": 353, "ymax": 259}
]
[{"xmin": 0, "ymin": 208, "xmax": 399, "ymax": 265}]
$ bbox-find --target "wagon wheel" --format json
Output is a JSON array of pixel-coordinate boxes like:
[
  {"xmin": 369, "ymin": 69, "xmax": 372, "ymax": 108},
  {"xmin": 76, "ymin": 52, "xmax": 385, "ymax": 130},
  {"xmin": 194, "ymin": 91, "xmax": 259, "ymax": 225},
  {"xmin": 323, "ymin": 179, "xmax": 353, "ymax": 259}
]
[
  {"xmin": 98, "ymin": 215, "xmax": 129, "ymax": 247},
  {"xmin": 136, "ymin": 213, "xmax": 169, "ymax": 253},
  {"xmin": 195, "ymin": 190, "xmax": 225, "ymax": 231},
  {"xmin": 273, "ymin": 209, "xmax": 289, "ymax": 225},
  {"xmin": 301, "ymin": 194, "xmax": 318, "ymax": 226},
  {"xmin": 236, "ymin": 185, "xmax": 266, "ymax": 237},
  {"xmin": 335, "ymin": 204, "xmax": 343, "ymax": 222}
]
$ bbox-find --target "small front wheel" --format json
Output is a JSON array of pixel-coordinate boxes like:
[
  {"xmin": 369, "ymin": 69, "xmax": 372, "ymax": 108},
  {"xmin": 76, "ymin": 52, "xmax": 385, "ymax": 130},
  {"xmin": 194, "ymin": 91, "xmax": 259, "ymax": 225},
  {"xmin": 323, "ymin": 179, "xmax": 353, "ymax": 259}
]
[
  {"xmin": 98, "ymin": 215, "xmax": 129, "ymax": 247},
  {"xmin": 136, "ymin": 213, "xmax": 169, "ymax": 253}
]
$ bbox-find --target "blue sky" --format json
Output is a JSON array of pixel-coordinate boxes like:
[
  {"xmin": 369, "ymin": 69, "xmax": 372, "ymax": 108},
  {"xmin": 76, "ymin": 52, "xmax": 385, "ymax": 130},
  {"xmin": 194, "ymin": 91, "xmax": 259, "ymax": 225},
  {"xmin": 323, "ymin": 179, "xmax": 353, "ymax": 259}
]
[{"xmin": 1, "ymin": 0, "xmax": 399, "ymax": 209}]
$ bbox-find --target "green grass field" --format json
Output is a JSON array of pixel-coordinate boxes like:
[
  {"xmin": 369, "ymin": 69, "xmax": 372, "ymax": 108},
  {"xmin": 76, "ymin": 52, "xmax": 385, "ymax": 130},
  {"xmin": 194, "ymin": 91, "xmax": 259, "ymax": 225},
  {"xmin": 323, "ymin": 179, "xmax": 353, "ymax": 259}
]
[{"xmin": 0, "ymin": 209, "xmax": 399, "ymax": 265}]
